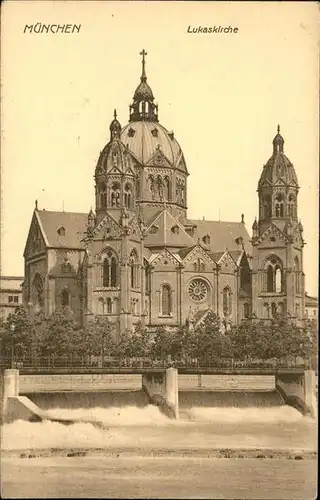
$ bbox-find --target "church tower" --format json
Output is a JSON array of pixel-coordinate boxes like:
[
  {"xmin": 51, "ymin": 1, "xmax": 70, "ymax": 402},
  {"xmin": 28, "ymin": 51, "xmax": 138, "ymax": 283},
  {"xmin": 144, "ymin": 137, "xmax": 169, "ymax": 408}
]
[{"xmin": 251, "ymin": 126, "xmax": 305, "ymax": 320}]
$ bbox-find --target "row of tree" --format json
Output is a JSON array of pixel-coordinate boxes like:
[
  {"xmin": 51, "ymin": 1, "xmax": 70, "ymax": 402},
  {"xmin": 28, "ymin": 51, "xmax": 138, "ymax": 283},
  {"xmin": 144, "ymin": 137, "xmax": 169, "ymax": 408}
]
[{"xmin": 0, "ymin": 307, "xmax": 317, "ymax": 366}]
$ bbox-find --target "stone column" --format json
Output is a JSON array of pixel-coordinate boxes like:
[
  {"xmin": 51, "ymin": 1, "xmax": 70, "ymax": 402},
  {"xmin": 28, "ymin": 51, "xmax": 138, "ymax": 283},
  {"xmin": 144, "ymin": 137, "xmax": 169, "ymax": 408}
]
[
  {"xmin": 251, "ymin": 244, "xmax": 259, "ymax": 317},
  {"xmin": 285, "ymin": 238, "xmax": 295, "ymax": 316},
  {"xmin": 140, "ymin": 235, "xmax": 146, "ymax": 325},
  {"xmin": 165, "ymin": 368, "xmax": 179, "ymax": 419},
  {"xmin": 2, "ymin": 369, "xmax": 19, "ymax": 418},
  {"xmin": 304, "ymin": 370, "xmax": 316, "ymax": 417},
  {"xmin": 4, "ymin": 369, "xmax": 19, "ymax": 398},
  {"xmin": 120, "ymin": 223, "xmax": 130, "ymax": 332}
]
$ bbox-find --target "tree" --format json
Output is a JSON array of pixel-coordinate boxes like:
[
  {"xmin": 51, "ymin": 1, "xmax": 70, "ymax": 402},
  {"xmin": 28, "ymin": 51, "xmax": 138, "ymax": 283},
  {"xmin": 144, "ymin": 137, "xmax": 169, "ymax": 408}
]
[
  {"xmin": 43, "ymin": 310, "xmax": 78, "ymax": 358},
  {"xmin": 75, "ymin": 316, "xmax": 115, "ymax": 364},
  {"xmin": 191, "ymin": 312, "xmax": 228, "ymax": 364},
  {"xmin": 229, "ymin": 316, "xmax": 315, "ymax": 364},
  {"xmin": 150, "ymin": 326, "xmax": 172, "ymax": 361},
  {"xmin": 0, "ymin": 306, "xmax": 46, "ymax": 362}
]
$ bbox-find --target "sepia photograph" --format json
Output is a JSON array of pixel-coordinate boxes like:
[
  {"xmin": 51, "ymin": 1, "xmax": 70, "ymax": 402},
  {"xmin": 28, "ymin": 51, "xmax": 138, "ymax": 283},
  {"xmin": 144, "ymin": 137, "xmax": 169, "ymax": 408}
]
[{"xmin": 0, "ymin": 1, "xmax": 318, "ymax": 498}]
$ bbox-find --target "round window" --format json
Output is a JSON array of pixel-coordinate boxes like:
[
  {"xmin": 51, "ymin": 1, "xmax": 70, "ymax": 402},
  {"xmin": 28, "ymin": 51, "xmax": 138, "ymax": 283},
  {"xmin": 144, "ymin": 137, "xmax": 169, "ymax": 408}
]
[{"xmin": 188, "ymin": 279, "xmax": 208, "ymax": 302}]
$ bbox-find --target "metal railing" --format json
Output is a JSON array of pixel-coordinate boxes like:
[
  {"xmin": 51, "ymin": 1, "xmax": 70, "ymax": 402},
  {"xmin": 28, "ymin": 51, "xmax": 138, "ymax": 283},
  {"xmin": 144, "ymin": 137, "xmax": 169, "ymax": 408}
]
[{"xmin": 0, "ymin": 355, "xmax": 312, "ymax": 372}]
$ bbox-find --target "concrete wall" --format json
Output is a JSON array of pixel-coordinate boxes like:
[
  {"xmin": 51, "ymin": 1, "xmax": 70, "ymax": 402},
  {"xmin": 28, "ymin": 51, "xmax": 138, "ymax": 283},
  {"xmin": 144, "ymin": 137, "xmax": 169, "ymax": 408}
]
[
  {"xmin": 19, "ymin": 374, "xmax": 142, "ymax": 393},
  {"xmin": 178, "ymin": 374, "xmax": 275, "ymax": 391}
]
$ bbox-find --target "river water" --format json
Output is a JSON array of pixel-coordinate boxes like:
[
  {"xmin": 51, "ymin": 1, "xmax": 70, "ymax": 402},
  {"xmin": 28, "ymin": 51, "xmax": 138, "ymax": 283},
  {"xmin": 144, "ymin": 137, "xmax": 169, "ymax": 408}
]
[{"xmin": 1, "ymin": 390, "xmax": 318, "ymax": 499}]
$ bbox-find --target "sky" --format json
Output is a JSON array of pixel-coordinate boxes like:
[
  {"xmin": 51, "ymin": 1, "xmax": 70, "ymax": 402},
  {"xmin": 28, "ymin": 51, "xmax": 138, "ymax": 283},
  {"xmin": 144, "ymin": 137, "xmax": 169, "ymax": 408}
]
[{"xmin": 1, "ymin": 1, "xmax": 319, "ymax": 296}]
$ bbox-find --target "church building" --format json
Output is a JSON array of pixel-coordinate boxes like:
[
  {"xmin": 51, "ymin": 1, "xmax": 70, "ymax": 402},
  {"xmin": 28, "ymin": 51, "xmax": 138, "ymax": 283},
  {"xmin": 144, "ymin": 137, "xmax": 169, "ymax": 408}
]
[{"xmin": 22, "ymin": 51, "xmax": 306, "ymax": 333}]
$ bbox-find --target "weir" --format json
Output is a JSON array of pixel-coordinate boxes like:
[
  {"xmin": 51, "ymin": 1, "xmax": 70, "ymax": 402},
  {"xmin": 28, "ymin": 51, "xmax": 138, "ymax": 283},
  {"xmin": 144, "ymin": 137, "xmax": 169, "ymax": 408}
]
[
  {"xmin": 275, "ymin": 370, "xmax": 316, "ymax": 417},
  {"xmin": 1, "ymin": 368, "xmax": 316, "ymax": 424}
]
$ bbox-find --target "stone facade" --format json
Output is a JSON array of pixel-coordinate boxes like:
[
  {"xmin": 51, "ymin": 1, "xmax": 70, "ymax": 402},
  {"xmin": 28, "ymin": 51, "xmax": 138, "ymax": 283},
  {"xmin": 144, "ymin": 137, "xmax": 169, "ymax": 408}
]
[{"xmin": 22, "ymin": 53, "xmax": 306, "ymax": 333}]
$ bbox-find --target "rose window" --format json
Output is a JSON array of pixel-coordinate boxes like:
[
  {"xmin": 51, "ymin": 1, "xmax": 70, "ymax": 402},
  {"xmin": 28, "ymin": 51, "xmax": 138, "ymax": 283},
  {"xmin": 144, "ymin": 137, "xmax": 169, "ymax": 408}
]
[{"xmin": 188, "ymin": 279, "xmax": 208, "ymax": 302}]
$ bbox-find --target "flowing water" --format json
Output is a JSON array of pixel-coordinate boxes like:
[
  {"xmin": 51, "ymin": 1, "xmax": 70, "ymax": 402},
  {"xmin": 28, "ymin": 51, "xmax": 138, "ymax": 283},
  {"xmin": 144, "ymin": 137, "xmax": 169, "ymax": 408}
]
[{"xmin": 1, "ymin": 389, "xmax": 318, "ymax": 499}]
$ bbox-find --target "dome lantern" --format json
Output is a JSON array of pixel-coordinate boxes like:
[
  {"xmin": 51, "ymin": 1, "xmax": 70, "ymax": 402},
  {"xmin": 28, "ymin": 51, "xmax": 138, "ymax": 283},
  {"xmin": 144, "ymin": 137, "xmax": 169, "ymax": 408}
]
[
  {"xmin": 129, "ymin": 49, "xmax": 159, "ymax": 123},
  {"xmin": 272, "ymin": 124, "xmax": 284, "ymax": 155}
]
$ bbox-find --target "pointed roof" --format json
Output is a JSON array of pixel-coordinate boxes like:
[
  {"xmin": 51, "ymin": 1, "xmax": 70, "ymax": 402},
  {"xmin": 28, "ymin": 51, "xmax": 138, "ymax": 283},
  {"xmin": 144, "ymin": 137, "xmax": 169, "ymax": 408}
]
[
  {"xmin": 187, "ymin": 219, "xmax": 251, "ymax": 255},
  {"xmin": 228, "ymin": 249, "xmax": 244, "ymax": 266},
  {"xmin": 145, "ymin": 209, "xmax": 196, "ymax": 248},
  {"xmin": 258, "ymin": 126, "xmax": 299, "ymax": 189},
  {"xmin": 193, "ymin": 308, "xmax": 210, "ymax": 327},
  {"xmin": 35, "ymin": 210, "xmax": 87, "ymax": 248}
]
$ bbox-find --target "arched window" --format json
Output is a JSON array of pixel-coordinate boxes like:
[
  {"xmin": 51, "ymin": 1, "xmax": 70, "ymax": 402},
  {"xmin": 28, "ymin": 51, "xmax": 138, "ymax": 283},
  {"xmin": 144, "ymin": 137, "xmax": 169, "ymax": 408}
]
[
  {"xmin": 106, "ymin": 298, "xmax": 112, "ymax": 314},
  {"xmin": 33, "ymin": 273, "xmax": 44, "ymax": 308},
  {"xmin": 99, "ymin": 183, "xmax": 107, "ymax": 209},
  {"xmin": 275, "ymin": 194, "xmax": 284, "ymax": 217},
  {"xmin": 181, "ymin": 185, "xmax": 185, "ymax": 204},
  {"xmin": 262, "ymin": 194, "xmax": 272, "ymax": 219},
  {"xmin": 129, "ymin": 250, "xmax": 139, "ymax": 288},
  {"xmin": 223, "ymin": 287, "xmax": 232, "ymax": 317},
  {"xmin": 111, "ymin": 257, "xmax": 117, "ymax": 286},
  {"xmin": 110, "ymin": 182, "xmax": 120, "ymax": 207},
  {"xmin": 61, "ymin": 288, "xmax": 69, "ymax": 307},
  {"xmin": 265, "ymin": 257, "xmax": 283, "ymax": 293},
  {"xmin": 275, "ymin": 267, "xmax": 282, "ymax": 293},
  {"xmin": 113, "ymin": 297, "xmax": 119, "ymax": 314},
  {"xmin": 135, "ymin": 178, "xmax": 140, "ymax": 198},
  {"xmin": 164, "ymin": 176, "xmax": 171, "ymax": 201},
  {"xmin": 161, "ymin": 284, "xmax": 172, "ymax": 316},
  {"xmin": 202, "ymin": 234, "xmax": 211, "ymax": 245},
  {"xmin": 156, "ymin": 175, "xmax": 164, "ymax": 200},
  {"xmin": 294, "ymin": 256, "xmax": 300, "ymax": 293},
  {"xmin": 194, "ymin": 258, "xmax": 205, "ymax": 273},
  {"xmin": 103, "ymin": 259, "xmax": 110, "ymax": 287},
  {"xmin": 102, "ymin": 251, "xmax": 118, "ymax": 287},
  {"xmin": 145, "ymin": 266, "xmax": 149, "ymax": 292},
  {"xmin": 263, "ymin": 302, "xmax": 269, "ymax": 318},
  {"xmin": 288, "ymin": 194, "xmax": 295, "ymax": 218},
  {"xmin": 124, "ymin": 183, "xmax": 133, "ymax": 210},
  {"xmin": 267, "ymin": 265, "xmax": 274, "ymax": 292},
  {"xmin": 271, "ymin": 302, "xmax": 277, "ymax": 318},
  {"xmin": 243, "ymin": 303, "xmax": 249, "ymax": 319}
]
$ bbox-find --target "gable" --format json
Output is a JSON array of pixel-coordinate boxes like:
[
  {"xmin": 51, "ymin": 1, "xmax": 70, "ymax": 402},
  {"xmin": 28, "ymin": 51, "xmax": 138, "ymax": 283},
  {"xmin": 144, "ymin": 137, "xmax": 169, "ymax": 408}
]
[
  {"xmin": 182, "ymin": 244, "xmax": 217, "ymax": 271},
  {"xmin": 24, "ymin": 211, "xmax": 47, "ymax": 258},
  {"xmin": 145, "ymin": 148, "xmax": 173, "ymax": 168},
  {"xmin": 128, "ymin": 214, "xmax": 143, "ymax": 242},
  {"xmin": 91, "ymin": 213, "xmax": 122, "ymax": 241},
  {"xmin": 273, "ymin": 178, "xmax": 287, "ymax": 187},
  {"xmin": 219, "ymin": 251, "xmax": 237, "ymax": 274},
  {"xmin": 256, "ymin": 223, "xmax": 288, "ymax": 247},
  {"xmin": 150, "ymin": 248, "xmax": 181, "ymax": 269},
  {"xmin": 144, "ymin": 209, "xmax": 196, "ymax": 248}
]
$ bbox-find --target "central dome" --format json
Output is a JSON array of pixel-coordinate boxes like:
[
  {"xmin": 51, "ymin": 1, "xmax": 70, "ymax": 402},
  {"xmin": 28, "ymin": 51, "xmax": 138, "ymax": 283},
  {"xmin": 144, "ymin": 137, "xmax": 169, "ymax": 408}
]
[{"xmin": 121, "ymin": 121, "xmax": 187, "ymax": 172}]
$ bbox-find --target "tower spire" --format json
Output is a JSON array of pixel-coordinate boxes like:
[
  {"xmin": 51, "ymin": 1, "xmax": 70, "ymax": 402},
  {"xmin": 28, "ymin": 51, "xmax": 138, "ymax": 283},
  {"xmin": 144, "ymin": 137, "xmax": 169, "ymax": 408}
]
[
  {"xmin": 140, "ymin": 49, "xmax": 147, "ymax": 82},
  {"xmin": 129, "ymin": 50, "xmax": 158, "ymax": 122}
]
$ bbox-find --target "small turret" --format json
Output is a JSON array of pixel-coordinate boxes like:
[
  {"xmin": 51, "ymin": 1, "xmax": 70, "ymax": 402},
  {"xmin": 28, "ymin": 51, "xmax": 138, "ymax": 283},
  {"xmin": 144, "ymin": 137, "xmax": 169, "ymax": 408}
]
[
  {"xmin": 252, "ymin": 218, "xmax": 259, "ymax": 239},
  {"xmin": 110, "ymin": 109, "xmax": 121, "ymax": 140},
  {"xmin": 87, "ymin": 208, "xmax": 96, "ymax": 230}
]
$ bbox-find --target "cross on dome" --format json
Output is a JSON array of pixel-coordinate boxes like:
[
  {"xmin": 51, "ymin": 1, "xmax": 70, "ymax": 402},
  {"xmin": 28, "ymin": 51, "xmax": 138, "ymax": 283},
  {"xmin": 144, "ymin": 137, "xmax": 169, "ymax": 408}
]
[{"xmin": 140, "ymin": 49, "xmax": 148, "ymax": 82}]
